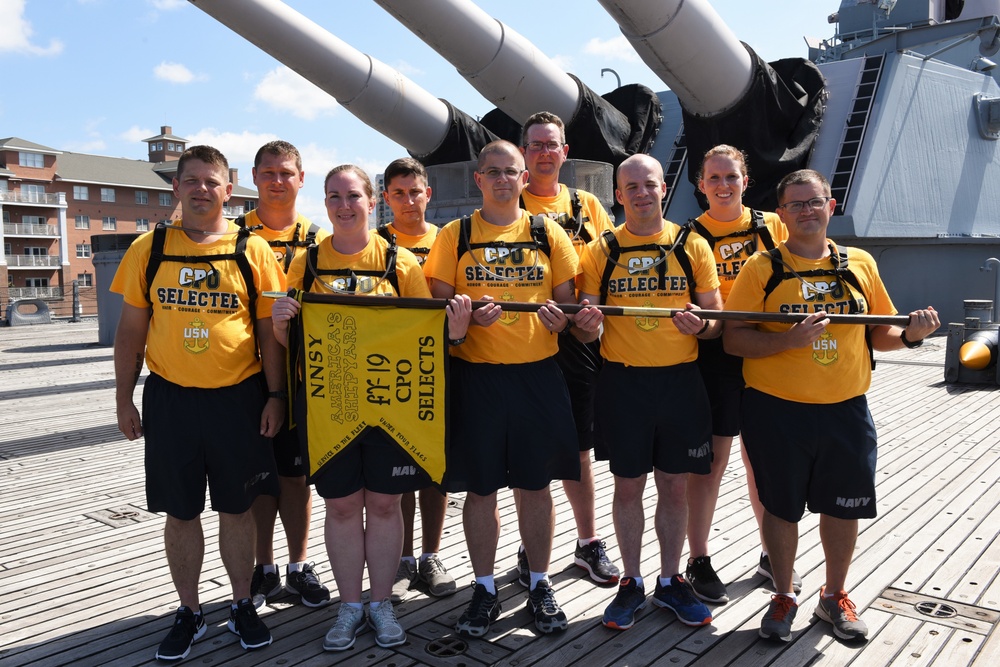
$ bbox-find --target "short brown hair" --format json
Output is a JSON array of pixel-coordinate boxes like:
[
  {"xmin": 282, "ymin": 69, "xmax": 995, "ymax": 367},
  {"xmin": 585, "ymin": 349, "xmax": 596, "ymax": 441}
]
[
  {"xmin": 521, "ymin": 111, "xmax": 566, "ymax": 145},
  {"xmin": 254, "ymin": 140, "xmax": 302, "ymax": 170},
  {"xmin": 477, "ymin": 140, "xmax": 524, "ymax": 170},
  {"xmin": 177, "ymin": 145, "xmax": 229, "ymax": 181},
  {"xmin": 383, "ymin": 157, "xmax": 428, "ymax": 189},
  {"xmin": 776, "ymin": 169, "xmax": 831, "ymax": 202}
]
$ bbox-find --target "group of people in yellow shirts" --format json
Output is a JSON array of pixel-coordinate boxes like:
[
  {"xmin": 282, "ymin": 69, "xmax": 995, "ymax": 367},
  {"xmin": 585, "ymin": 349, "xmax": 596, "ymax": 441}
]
[{"xmin": 113, "ymin": 111, "xmax": 940, "ymax": 662}]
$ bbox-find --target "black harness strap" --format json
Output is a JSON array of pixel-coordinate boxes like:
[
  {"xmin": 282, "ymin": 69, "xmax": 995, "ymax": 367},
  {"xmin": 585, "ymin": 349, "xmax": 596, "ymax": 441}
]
[
  {"xmin": 457, "ymin": 214, "xmax": 551, "ymax": 262},
  {"xmin": 378, "ymin": 223, "xmax": 430, "ymax": 264},
  {"xmin": 145, "ymin": 222, "xmax": 259, "ymax": 357},
  {"xmin": 302, "ymin": 238, "xmax": 400, "ymax": 295},
  {"xmin": 598, "ymin": 226, "xmax": 696, "ymax": 305},
  {"xmin": 762, "ymin": 244, "xmax": 875, "ymax": 369},
  {"xmin": 520, "ymin": 188, "xmax": 592, "ymax": 244},
  {"xmin": 237, "ymin": 215, "xmax": 321, "ymax": 272},
  {"xmin": 689, "ymin": 209, "xmax": 776, "ymax": 253}
]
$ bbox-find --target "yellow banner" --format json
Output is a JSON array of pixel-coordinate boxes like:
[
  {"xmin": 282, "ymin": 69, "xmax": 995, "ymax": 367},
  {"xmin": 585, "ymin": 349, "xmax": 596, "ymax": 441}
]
[{"xmin": 297, "ymin": 295, "xmax": 448, "ymax": 483}]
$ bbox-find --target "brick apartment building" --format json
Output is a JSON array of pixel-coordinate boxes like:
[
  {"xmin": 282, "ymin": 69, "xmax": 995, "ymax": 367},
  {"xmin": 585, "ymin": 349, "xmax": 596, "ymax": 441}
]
[{"xmin": 0, "ymin": 126, "xmax": 258, "ymax": 318}]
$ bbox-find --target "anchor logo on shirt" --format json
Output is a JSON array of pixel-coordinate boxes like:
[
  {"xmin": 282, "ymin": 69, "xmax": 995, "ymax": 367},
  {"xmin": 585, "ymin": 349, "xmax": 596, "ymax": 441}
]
[
  {"xmin": 812, "ymin": 331, "xmax": 839, "ymax": 365},
  {"xmin": 635, "ymin": 300, "xmax": 659, "ymax": 332},
  {"xmin": 183, "ymin": 317, "xmax": 210, "ymax": 354},
  {"xmin": 498, "ymin": 291, "xmax": 520, "ymax": 326}
]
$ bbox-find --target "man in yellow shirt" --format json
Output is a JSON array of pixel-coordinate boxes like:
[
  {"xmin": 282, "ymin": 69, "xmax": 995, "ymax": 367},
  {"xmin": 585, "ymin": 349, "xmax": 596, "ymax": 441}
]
[
  {"xmin": 517, "ymin": 111, "xmax": 620, "ymax": 587},
  {"xmin": 112, "ymin": 145, "xmax": 286, "ymax": 660},
  {"xmin": 725, "ymin": 169, "xmax": 940, "ymax": 642},
  {"xmin": 245, "ymin": 141, "xmax": 332, "ymax": 610},
  {"xmin": 424, "ymin": 140, "xmax": 580, "ymax": 637},
  {"xmin": 378, "ymin": 157, "xmax": 457, "ymax": 602},
  {"xmin": 575, "ymin": 154, "xmax": 721, "ymax": 631}
]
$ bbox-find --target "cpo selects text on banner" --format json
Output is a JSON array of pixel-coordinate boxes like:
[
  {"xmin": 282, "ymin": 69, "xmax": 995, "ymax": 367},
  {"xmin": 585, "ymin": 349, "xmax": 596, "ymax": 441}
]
[{"xmin": 295, "ymin": 292, "xmax": 449, "ymax": 483}]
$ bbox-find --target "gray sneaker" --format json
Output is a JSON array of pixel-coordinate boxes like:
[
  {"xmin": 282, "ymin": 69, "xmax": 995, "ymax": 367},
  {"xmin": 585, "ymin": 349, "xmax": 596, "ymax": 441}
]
[
  {"xmin": 418, "ymin": 555, "xmax": 457, "ymax": 597},
  {"xmin": 814, "ymin": 586, "xmax": 869, "ymax": 640},
  {"xmin": 391, "ymin": 559, "xmax": 417, "ymax": 603},
  {"xmin": 757, "ymin": 553, "xmax": 802, "ymax": 593},
  {"xmin": 323, "ymin": 604, "xmax": 366, "ymax": 651},
  {"xmin": 368, "ymin": 599, "xmax": 406, "ymax": 648},
  {"xmin": 759, "ymin": 594, "xmax": 797, "ymax": 642}
]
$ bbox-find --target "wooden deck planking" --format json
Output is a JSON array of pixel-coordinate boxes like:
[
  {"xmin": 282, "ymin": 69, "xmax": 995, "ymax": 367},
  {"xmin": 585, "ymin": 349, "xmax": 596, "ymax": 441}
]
[{"xmin": 3, "ymin": 324, "xmax": 1000, "ymax": 666}]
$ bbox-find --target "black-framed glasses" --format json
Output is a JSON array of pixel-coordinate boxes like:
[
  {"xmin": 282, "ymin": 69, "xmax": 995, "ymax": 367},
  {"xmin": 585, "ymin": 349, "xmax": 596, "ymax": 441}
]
[
  {"xmin": 524, "ymin": 141, "xmax": 563, "ymax": 153},
  {"xmin": 478, "ymin": 167, "xmax": 525, "ymax": 180},
  {"xmin": 777, "ymin": 196, "xmax": 832, "ymax": 214}
]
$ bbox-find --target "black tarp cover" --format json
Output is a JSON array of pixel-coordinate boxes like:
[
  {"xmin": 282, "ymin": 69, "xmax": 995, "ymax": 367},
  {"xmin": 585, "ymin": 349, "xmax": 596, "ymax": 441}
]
[
  {"xmin": 683, "ymin": 45, "xmax": 827, "ymax": 212},
  {"xmin": 413, "ymin": 100, "xmax": 499, "ymax": 166}
]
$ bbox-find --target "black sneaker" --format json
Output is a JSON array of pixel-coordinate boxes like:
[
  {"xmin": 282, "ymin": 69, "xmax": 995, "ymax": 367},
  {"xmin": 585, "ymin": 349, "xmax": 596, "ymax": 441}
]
[
  {"xmin": 227, "ymin": 597, "xmax": 272, "ymax": 650},
  {"xmin": 527, "ymin": 580, "xmax": 568, "ymax": 633},
  {"xmin": 285, "ymin": 563, "xmax": 331, "ymax": 608},
  {"xmin": 685, "ymin": 556, "xmax": 729, "ymax": 603},
  {"xmin": 155, "ymin": 606, "xmax": 206, "ymax": 661},
  {"xmin": 455, "ymin": 582, "xmax": 501, "ymax": 637},
  {"xmin": 757, "ymin": 553, "xmax": 803, "ymax": 594},
  {"xmin": 250, "ymin": 565, "xmax": 282, "ymax": 609},
  {"xmin": 516, "ymin": 546, "xmax": 530, "ymax": 588},
  {"xmin": 574, "ymin": 539, "xmax": 620, "ymax": 585}
]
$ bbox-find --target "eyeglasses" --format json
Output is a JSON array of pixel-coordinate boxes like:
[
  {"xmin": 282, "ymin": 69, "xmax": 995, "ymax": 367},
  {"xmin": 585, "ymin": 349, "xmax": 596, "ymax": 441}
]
[
  {"xmin": 524, "ymin": 141, "xmax": 563, "ymax": 153},
  {"xmin": 777, "ymin": 196, "xmax": 832, "ymax": 214},
  {"xmin": 478, "ymin": 167, "xmax": 525, "ymax": 180}
]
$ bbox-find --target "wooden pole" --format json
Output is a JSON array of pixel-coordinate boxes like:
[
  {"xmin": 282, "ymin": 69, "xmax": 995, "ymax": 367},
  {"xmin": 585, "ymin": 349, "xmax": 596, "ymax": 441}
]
[{"xmin": 264, "ymin": 291, "xmax": 911, "ymax": 326}]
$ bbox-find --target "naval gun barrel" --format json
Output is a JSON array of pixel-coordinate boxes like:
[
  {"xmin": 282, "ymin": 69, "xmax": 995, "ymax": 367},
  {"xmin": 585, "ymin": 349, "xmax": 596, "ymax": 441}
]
[
  {"xmin": 595, "ymin": 0, "xmax": 753, "ymax": 117},
  {"xmin": 372, "ymin": 0, "xmax": 580, "ymax": 125},
  {"xmin": 188, "ymin": 0, "xmax": 476, "ymax": 158},
  {"xmin": 372, "ymin": 0, "xmax": 661, "ymax": 168},
  {"xmin": 595, "ymin": 0, "xmax": 826, "ymax": 211}
]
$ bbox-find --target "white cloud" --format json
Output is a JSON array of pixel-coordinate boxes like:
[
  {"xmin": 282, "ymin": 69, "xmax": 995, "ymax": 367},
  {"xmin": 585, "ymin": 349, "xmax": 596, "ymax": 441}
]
[
  {"xmin": 0, "ymin": 0, "xmax": 64, "ymax": 56},
  {"xmin": 148, "ymin": 0, "xmax": 186, "ymax": 9},
  {"xmin": 184, "ymin": 128, "xmax": 281, "ymax": 168},
  {"xmin": 121, "ymin": 125, "xmax": 154, "ymax": 143},
  {"xmin": 154, "ymin": 62, "xmax": 207, "ymax": 84},
  {"xmin": 253, "ymin": 67, "xmax": 340, "ymax": 120},
  {"xmin": 583, "ymin": 35, "xmax": 641, "ymax": 63}
]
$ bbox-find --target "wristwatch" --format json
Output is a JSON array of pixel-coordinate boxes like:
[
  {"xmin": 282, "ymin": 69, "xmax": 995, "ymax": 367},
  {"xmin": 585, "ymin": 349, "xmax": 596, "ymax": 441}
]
[
  {"xmin": 268, "ymin": 390, "xmax": 288, "ymax": 400},
  {"xmin": 449, "ymin": 336, "xmax": 466, "ymax": 346},
  {"xmin": 558, "ymin": 321, "xmax": 574, "ymax": 336},
  {"xmin": 900, "ymin": 330, "xmax": 923, "ymax": 348}
]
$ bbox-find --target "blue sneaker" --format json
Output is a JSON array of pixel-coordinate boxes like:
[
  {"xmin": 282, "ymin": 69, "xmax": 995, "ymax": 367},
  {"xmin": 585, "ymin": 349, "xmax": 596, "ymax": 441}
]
[
  {"xmin": 651, "ymin": 575, "xmax": 712, "ymax": 627},
  {"xmin": 602, "ymin": 577, "xmax": 646, "ymax": 630}
]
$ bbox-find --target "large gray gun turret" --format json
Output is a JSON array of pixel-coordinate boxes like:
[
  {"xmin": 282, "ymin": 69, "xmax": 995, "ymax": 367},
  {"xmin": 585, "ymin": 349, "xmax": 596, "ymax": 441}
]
[
  {"xmin": 596, "ymin": 0, "xmax": 826, "ymax": 212},
  {"xmin": 372, "ymin": 0, "xmax": 662, "ymax": 169},
  {"xmin": 188, "ymin": 0, "xmax": 498, "ymax": 164}
]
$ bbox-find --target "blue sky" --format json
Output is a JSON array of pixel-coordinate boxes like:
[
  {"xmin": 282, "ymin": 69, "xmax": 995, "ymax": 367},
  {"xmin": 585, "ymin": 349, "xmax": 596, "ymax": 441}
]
[{"xmin": 1, "ymin": 0, "xmax": 836, "ymax": 226}]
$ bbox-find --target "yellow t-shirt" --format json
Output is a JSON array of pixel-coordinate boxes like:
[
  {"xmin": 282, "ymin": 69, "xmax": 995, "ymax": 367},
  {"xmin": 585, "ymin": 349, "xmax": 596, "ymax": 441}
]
[
  {"xmin": 380, "ymin": 223, "xmax": 438, "ymax": 266},
  {"xmin": 578, "ymin": 221, "xmax": 720, "ymax": 367},
  {"xmin": 242, "ymin": 209, "xmax": 331, "ymax": 273},
  {"xmin": 286, "ymin": 233, "xmax": 431, "ymax": 299},
  {"xmin": 725, "ymin": 242, "xmax": 896, "ymax": 403},
  {"xmin": 694, "ymin": 208, "xmax": 788, "ymax": 303},
  {"xmin": 423, "ymin": 210, "xmax": 579, "ymax": 364},
  {"xmin": 520, "ymin": 185, "xmax": 615, "ymax": 258},
  {"xmin": 111, "ymin": 222, "xmax": 286, "ymax": 388}
]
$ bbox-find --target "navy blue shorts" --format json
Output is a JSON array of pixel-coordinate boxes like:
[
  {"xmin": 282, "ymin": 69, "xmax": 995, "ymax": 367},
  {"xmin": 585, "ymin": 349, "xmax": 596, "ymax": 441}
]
[
  {"xmin": 311, "ymin": 427, "xmax": 431, "ymax": 499},
  {"xmin": 272, "ymin": 421, "xmax": 307, "ymax": 477},
  {"xmin": 594, "ymin": 362, "xmax": 713, "ymax": 478},
  {"xmin": 740, "ymin": 388, "xmax": 878, "ymax": 523},
  {"xmin": 445, "ymin": 357, "xmax": 580, "ymax": 495},
  {"xmin": 143, "ymin": 373, "xmax": 279, "ymax": 520},
  {"xmin": 555, "ymin": 334, "xmax": 603, "ymax": 451},
  {"xmin": 697, "ymin": 336, "xmax": 744, "ymax": 437}
]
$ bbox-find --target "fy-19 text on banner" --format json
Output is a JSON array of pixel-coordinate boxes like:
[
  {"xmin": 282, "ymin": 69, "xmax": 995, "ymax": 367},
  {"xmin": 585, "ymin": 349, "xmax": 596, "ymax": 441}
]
[{"xmin": 290, "ymin": 292, "xmax": 449, "ymax": 483}]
